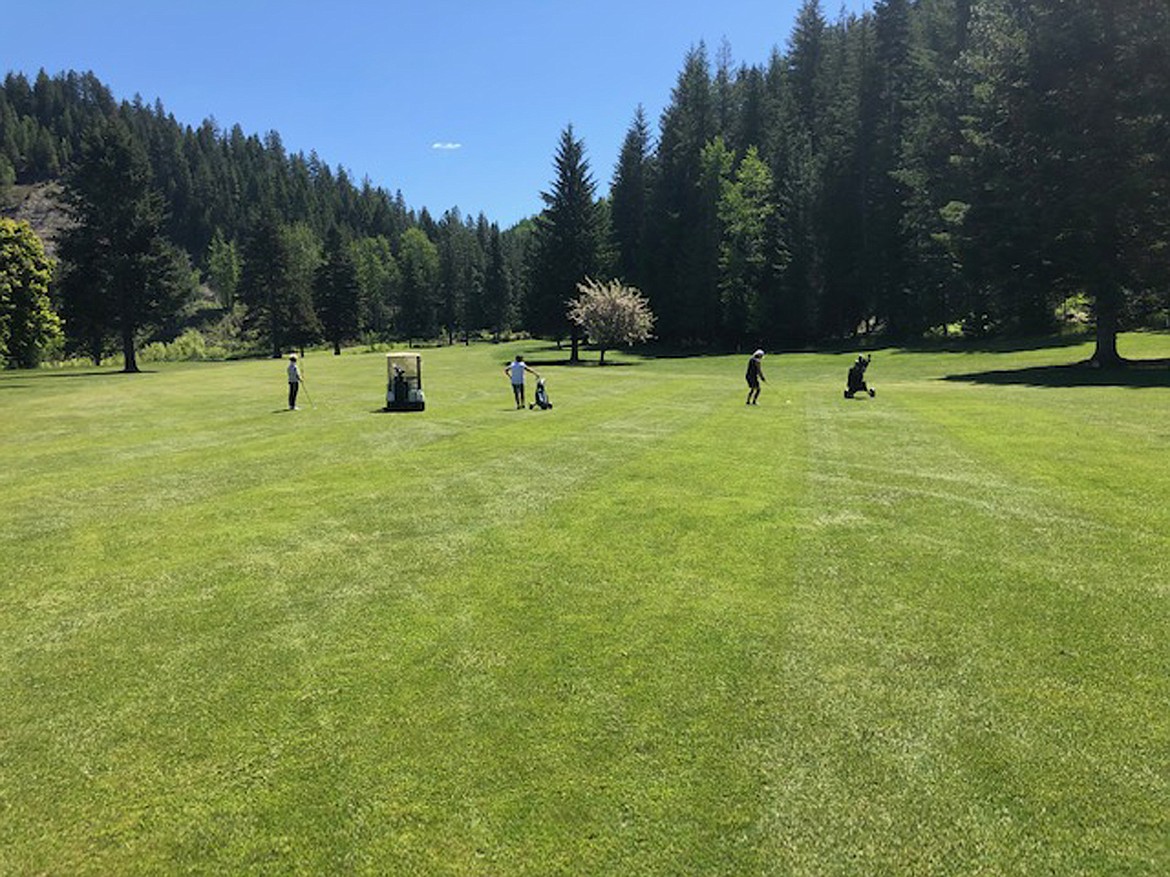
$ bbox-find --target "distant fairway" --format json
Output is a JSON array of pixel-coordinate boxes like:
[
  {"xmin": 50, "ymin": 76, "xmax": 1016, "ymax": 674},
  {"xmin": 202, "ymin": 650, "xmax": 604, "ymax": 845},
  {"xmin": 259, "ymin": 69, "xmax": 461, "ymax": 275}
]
[{"xmin": 2, "ymin": 336, "xmax": 1168, "ymax": 875}]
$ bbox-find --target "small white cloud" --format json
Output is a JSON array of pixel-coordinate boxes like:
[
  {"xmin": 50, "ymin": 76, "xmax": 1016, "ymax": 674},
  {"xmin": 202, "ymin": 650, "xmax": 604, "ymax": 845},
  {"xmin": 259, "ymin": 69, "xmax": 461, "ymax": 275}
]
[{"xmin": 431, "ymin": 142, "xmax": 463, "ymax": 151}]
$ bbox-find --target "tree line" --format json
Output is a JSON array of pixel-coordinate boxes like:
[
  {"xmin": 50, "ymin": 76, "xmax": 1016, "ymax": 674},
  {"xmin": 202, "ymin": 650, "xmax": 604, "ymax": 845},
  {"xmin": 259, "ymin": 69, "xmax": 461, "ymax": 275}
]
[
  {"xmin": 592, "ymin": 0, "xmax": 1169, "ymax": 364},
  {"xmin": 2, "ymin": 0, "xmax": 1168, "ymax": 370}
]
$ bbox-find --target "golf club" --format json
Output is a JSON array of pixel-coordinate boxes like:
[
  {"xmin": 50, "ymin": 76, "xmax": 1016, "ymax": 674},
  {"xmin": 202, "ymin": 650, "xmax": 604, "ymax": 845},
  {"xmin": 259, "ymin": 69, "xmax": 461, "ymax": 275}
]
[{"xmin": 299, "ymin": 362, "xmax": 315, "ymax": 409}]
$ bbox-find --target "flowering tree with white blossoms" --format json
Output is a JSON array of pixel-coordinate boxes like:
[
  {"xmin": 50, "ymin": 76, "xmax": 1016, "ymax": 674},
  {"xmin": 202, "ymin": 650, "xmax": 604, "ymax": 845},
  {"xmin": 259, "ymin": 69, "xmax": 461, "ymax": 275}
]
[{"xmin": 567, "ymin": 277, "xmax": 655, "ymax": 365}]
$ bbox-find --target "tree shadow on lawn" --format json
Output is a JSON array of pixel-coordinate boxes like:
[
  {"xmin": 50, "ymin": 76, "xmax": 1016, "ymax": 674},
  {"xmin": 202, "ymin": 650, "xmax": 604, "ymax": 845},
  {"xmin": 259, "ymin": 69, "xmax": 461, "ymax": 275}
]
[
  {"xmin": 506, "ymin": 345, "xmax": 644, "ymax": 368},
  {"xmin": 523, "ymin": 358, "xmax": 641, "ymax": 368},
  {"xmin": 639, "ymin": 338, "xmax": 1095, "ymax": 360},
  {"xmin": 943, "ymin": 358, "xmax": 1170, "ymax": 389},
  {"xmin": 906, "ymin": 333, "xmax": 1094, "ymax": 354},
  {"xmin": 15, "ymin": 369, "xmax": 158, "ymax": 378}
]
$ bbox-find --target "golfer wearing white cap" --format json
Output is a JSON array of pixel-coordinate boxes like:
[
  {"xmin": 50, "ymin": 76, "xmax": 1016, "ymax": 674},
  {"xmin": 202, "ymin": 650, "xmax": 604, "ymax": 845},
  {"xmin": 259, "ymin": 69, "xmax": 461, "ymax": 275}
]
[{"xmin": 745, "ymin": 349, "xmax": 766, "ymax": 405}]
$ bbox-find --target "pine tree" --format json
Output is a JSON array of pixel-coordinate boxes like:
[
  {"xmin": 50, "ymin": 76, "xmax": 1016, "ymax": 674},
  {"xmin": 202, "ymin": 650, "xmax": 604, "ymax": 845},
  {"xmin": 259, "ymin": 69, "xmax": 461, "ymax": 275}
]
[
  {"xmin": 770, "ymin": 4, "xmax": 830, "ymax": 344},
  {"xmin": 436, "ymin": 208, "xmax": 482, "ymax": 344},
  {"xmin": 609, "ymin": 106, "xmax": 653, "ymax": 288},
  {"xmin": 955, "ymin": 0, "xmax": 1170, "ymax": 356},
  {"xmin": 863, "ymin": 0, "xmax": 915, "ymax": 338},
  {"xmin": 1032, "ymin": 0, "xmax": 1170, "ymax": 362},
  {"xmin": 735, "ymin": 65, "xmax": 769, "ymax": 161},
  {"xmin": 397, "ymin": 227, "xmax": 441, "ymax": 342},
  {"xmin": 466, "ymin": 214, "xmax": 493, "ymax": 337},
  {"xmin": 529, "ymin": 125, "xmax": 601, "ymax": 360},
  {"xmin": 314, "ymin": 226, "xmax": 361, "ymax": 355},
  {"xmin": 814, "ymin": 14, "xmax": 867, "ymax": 339},
  {"xmin": 788, "ymin": 0, "xmax": 828, "ymax": 144},
  {"xmin": 56, "ymin": 117, "xmax": 188, "ymax": 371},
  {"xmin": 482, "ymin": 223, "xmax": 513, "ymax": 340},
  {"xmin": 239, "ymin": 211, "xmax": 320, "ymax": 357},
  {"xmin": 895, "ymin": 0, "xmax": 974, "ymax": 336},
  {"xmin": 646, "ymin": 45, "xmax": 717, "ymax": 344},
  {"xmin": 280, "ymin": 222, "xmax": 324, "ymax": 353}
]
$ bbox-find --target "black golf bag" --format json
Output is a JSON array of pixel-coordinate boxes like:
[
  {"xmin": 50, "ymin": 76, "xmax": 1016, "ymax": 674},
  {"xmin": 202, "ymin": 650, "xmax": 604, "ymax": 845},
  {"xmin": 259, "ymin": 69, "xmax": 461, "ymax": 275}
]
[
  {"xmin": 845, "ymin": 355, "xmax": 875, "ymax": 398},
  {"xmin": 530, "ymin": 378, "xmax": 552, "ymax": 410}
]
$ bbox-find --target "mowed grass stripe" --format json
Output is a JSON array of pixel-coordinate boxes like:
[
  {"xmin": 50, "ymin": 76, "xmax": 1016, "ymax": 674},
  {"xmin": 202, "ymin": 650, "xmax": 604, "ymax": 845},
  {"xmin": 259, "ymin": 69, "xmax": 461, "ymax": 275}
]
[
  {"xmin": 3, "ymin": 353, "xmax": 805, "ymax": 873},
  {"xmin": 753, "ymin": 373, "xmax": 1168, "ymax": 874},
  {"xmin": 338, "ymin": 385, "xmax": 810, "ymax": 873},
  {"xmin": 905, "ymin": 378, "xmax": 1170, "ymax": 593}
]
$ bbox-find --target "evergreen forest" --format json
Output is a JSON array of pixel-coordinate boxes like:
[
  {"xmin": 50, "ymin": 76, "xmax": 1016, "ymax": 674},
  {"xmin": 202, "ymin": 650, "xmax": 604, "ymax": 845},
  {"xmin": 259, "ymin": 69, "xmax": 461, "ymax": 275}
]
[{"xmin": 1, "ymin": 0, "xmax": 1168, "ymax": 370}]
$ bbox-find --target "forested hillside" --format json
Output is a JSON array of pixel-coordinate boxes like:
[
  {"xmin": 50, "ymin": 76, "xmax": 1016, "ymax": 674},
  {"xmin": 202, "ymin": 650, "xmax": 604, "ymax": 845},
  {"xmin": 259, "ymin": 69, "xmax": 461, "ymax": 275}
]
[
  {"xmin": 0, "ymin": 69, "xmax": 528, "ymax": 367},
  {"xmin": 1, "ymin": 0, "xmax": 1168, "ymax": 370}
]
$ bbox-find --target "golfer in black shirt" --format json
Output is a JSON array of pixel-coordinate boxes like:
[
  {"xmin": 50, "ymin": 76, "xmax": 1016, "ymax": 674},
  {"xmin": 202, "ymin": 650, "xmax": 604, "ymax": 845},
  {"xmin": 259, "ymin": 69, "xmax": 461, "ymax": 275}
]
[{"xmin": 745, "ymin": 349, "xmax": 765, "ymax": 405}]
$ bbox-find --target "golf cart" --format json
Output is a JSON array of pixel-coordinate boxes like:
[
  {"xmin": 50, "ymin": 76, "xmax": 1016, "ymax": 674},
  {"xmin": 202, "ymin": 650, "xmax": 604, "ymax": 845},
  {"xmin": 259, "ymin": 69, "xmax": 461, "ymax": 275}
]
[{"xmin": 385, "ymin": 352, "xmax": 425, "ymax": 411}]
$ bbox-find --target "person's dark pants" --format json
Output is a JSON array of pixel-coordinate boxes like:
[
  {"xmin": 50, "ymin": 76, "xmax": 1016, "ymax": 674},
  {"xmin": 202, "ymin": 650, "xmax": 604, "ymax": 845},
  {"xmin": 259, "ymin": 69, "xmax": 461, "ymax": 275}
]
[
  {"xmin": 289, "ymin": 382, "xmax": 299, "ymax": 409},
  {"xmin": 512, "ymin": 383, "xmax": 524, "ymax": 408}
]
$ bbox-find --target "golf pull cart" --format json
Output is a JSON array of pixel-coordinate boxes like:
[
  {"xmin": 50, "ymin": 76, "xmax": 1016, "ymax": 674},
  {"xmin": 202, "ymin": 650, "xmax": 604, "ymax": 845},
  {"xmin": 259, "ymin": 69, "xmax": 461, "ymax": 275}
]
[
  {"xmin": 385, "ymin": 353, "xmax": 426, "ymax": 411},
  {"xmin": 844, "ymin": 354, "xmax": 876, "ymax": 398}
]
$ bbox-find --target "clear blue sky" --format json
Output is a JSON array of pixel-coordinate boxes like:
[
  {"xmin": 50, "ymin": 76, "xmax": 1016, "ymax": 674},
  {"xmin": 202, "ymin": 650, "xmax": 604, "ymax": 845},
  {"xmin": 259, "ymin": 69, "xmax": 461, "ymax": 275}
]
[{"xmin": 3, "ymin": 0, "xmax": 869, "ymax": 228}]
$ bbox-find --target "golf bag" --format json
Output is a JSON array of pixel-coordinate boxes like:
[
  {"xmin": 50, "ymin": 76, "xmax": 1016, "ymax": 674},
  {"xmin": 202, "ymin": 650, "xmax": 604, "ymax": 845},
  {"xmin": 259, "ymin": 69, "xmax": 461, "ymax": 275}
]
[
  {"xmin": 845, "ymin": 355, "xmax": 875, "ymax": 398},
  {"xmin": 530, "ymin": 378, "xmax": 552, "ymax": 410}
]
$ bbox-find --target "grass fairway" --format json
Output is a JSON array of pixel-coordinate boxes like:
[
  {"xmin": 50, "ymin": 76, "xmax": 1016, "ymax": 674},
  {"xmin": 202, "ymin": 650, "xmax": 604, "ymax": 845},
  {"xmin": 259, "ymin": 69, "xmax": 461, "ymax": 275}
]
[{"xmin": 2, "ymin": 336, "xmax": 1168, "ymax": 875}]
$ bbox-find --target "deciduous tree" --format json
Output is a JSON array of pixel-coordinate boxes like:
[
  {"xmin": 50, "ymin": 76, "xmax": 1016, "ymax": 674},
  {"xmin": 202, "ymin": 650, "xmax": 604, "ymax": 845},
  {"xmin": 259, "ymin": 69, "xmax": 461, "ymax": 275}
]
[
  {"xmin": 351, "ymin": 235, "xmax": 400, "ymax": 340},
  {"xmin": 0, "ymin": 218, "xmax": 61, "ymax": 368},
  {"xmin": 567, "ymin": 277, "xmax": 655, "ymax": 364},
  {"xmin": 716, "ymin": 145, "xmax": 778, "ymax": 344},
  {"xmin": 206, "ymin": 229, "xmax": 240, "ymax": 308}
]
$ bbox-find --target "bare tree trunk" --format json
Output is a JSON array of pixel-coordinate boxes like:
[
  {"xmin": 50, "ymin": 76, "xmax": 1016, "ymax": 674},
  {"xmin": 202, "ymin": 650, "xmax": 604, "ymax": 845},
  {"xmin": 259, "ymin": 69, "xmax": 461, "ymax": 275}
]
[
  {"xmin": 121, "ymin": 323, "xmax": 139, "ymax": 373},
  {"xmin": 1090, "ymin": 284, "xmax": 1123, "ymax": 367}
]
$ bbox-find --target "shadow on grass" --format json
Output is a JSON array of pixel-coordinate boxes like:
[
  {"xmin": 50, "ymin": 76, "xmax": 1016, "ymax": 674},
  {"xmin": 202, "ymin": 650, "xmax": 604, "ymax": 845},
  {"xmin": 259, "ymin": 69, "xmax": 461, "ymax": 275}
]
[
  {"xmin": 906, "ymin": 333, "xmax": 1093, "ymax": 354},
  {"xmin": 943, "ymin": 358, "xmax": 1170, "ymax": 389},
  {"xmin": 500, "ymin": 346, "xmax": 645, "ymax": 368},
  {"xmin": 642, "ymin": 344, "xmax": 749, "ymax": 360},
  {"xmin": 639, "ymin": 334, "xmax": 1098, "ymax": 359},
  {"xmin": 15, "ymin": 369, "xmax": 157, "ymax": 379},
  {"xmin": 525, "ymin": 358, "xmax": 642, "ymax": 368}
]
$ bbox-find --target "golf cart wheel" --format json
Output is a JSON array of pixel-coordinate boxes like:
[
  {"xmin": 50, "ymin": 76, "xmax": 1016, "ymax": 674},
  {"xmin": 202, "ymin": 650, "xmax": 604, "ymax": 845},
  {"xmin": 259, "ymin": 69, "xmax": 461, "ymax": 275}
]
[{"xmin": 869, "ymin": 388, "xmax": 876, "ymax": 397}]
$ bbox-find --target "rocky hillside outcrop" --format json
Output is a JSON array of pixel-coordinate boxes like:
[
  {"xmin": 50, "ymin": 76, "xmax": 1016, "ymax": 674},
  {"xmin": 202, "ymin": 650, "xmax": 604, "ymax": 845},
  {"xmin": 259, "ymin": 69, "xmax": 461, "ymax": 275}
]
[{"xmin": 1, "ymin": 183, "xmax": 69, "ymax": 258}]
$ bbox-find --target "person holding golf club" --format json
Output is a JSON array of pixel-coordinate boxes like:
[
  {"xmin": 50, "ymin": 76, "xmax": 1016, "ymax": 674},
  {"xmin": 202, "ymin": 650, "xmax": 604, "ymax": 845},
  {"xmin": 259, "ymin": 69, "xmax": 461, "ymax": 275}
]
[
  {"xmin": 745, "ymin": 349, "xmax": 766, "ymax": 405},
  {"xmin": 504, "ymin": 354, "xmax": 540, "ymax": 409},
  {"xmin": 287, "ymin": 353, "xmax": 303, "ymax": 410}
]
